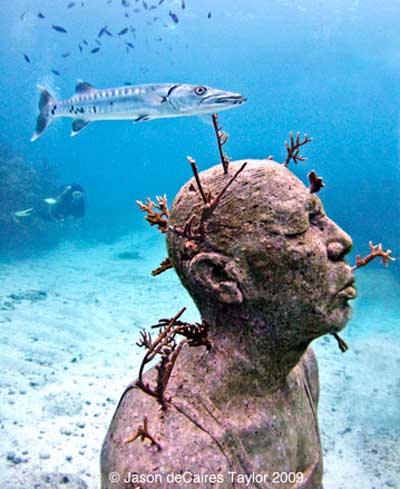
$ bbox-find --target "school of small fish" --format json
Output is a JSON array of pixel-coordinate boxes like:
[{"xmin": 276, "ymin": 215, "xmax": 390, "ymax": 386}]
[{"xmin": 20, "ymin": 0, "xmax": 214, "ymax": 75}]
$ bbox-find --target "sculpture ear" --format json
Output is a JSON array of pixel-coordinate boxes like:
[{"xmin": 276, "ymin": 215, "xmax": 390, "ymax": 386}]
[{"xmin": 188, "ymin": 252, "xmax": 243, "ymax": 304}]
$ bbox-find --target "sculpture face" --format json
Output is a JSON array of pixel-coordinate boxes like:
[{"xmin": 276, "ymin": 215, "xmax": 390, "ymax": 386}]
[
  {"xmin": 168, "ymin": 160, "xmax": 355, "ymax": 344},
  {"xmin": 240, "ymin": 189, "xmax": 355, "ymax": 339}
]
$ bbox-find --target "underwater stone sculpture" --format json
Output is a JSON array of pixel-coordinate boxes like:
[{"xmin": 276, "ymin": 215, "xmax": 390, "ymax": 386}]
[{"xmin": 101, "ymin": 158, "xmax": 357, "ymax": 489}]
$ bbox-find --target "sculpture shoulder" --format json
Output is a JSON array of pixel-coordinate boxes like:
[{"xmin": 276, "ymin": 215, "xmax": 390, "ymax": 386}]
[{"xmin": 101, "ymin": 383, "xmax": 231, "ymax": 489}]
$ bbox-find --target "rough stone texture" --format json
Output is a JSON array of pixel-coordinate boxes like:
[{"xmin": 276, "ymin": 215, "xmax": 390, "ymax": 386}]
[{"xmin": 101, "ymin": 160, "xmax": 355, "ymax": 489}]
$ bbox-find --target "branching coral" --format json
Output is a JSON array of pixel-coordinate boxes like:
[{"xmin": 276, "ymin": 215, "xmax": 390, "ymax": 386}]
[
  {"xmin": 136, "ymin": 195, "xmax": 169, "ymax": 233},
  {"xmin": 124, "ymin": 416, "xmax": 161, "ymax": 451},
  {"xmin": 352, "ymin": 241, "xmax": 396, "ymax": 270},
  {"xmin": 332, "ymin": 332, "xmax": 349, "ymax": 353},
  {"xmin": 308, "ymin": 170, "xmax": 325, "ymax": 194},
  {"xmin": 283, "ymin": 132, "xmax": 312, "ymax": 167},
  {"xmin": 136, "ymin": 308, "xmax": 210, "ymax": 409},
  {"xmin": 152, "ymin": 317, "xmax": 211, "ymax": 350},
  {"xmin": 151, "ymin": 257, "xmax": 173, "ymax": 276},
  {"xmin": 137, "ymin": 158, "xmax": 246, "ymax": 273},
  {"xmin": 333, "ymin": 242, "xmax": 396, "ymax": 353},
  {"xmin": 187, "ymin": 156, "xmax": 210, "ymax": 204},
  {"xmin": 169, "ymin": 158, "xmax": 247, "ymax": 250},
  {"xmin": 212, "ymin": 113, "xmax": 231, "ymax": 174}
]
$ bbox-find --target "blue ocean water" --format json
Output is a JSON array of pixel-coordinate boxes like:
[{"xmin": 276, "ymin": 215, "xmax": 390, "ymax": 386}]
[
  {"xmin": 1, "ymin": 0, "xmax": 399, "ymax": 248},
  {"xmin": 0, "ymin": 1, "xmax": 399, "ymax": 488}
]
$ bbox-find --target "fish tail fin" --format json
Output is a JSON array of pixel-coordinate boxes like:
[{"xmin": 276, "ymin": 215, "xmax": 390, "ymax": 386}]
[{"xmin": 31, "ymin": 85, "xmax": 56, "ymax": 142}]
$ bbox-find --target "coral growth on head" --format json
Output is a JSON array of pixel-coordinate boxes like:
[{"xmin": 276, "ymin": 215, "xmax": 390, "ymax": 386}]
[
  {"xmin": 166, "ymin": 159, "xmax": 339, "ymax": 329},
  {"xmin": 137, "ymin": 128, "xmax": 396, "ymax": 359}
]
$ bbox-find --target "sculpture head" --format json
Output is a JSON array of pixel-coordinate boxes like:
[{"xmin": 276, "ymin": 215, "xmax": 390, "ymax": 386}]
[{"xmin": 167, "ymin": 160, "xmax": 355, "ymax": 352}]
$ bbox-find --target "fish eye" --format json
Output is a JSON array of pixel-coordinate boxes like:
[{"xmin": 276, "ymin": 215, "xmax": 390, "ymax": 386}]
[{"xmin": 194, "ymin": 86, "xmax": 207, "ymax": 96}]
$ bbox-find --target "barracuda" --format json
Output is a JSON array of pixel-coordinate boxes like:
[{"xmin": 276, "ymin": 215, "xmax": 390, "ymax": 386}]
[{"xmin": 31, "ymin": 81, "xmax": 247, "ymax": 141}]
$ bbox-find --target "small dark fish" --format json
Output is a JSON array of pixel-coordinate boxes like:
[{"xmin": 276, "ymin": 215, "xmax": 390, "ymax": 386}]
[
  {"xmin": 149, "ymin": 5, "xmax": 157, "ymax": 10},
  {"xmin": 23, "ymin": 53, "xmax": 30, "ymax": 63},
  {"xmin": 207, "ymin": 11, "xmax": 212, "ymax": 18},
  {"xmin": 78, "ymin": 43, "xmax": 83, "ymax": 52},
  {"xmin": 98, "ymin": 25, "xmax": 108, "ymax": 37},
  {"xmin": 143, "ymin": 1, "xmax": 148, "ymax": 9},
  {"xmin": 91, "ymin": 47, "xmax": 100, "ymax": 53},
  {"xmin": 20, "ymin": 12, "xmax": 26, "ymax": 21},
  {"xmin": 125, "ymin": 41, "xmax": 134, "ymax": 48},
  {"xmin": 38, "ymin": 12, "xmax": 45, "ymax": 19},
  {"xmin": 124, "ymin": 81, "xmax": 132, "ymax": 85},
  {"xmin": 125, "ymin": 12, "xmax": 129, "ymax": 17},
  {"xmin": 95, "ymin": 39, "xmax": 102, "ymax": 46},
  {"xmin": 52, "ymin": 69, "xmax": 61, "ymax": 76},
  {"xmin": 181, "ymin": 0, "xmax": 185, "ymax": 9},
  {"xmin": 158, "ymin": 0, "xmax": 164, "ymax": 4},
  {"xmin": 82, "ymin": 39, "xmax": 88, "ymax": 45},
  {"xmin": 52, "ymin": 24, "xmax": 68, "ymax": 33},
  {"xmin": 118, "ymin": 27, "xmax": 129, "ymax": 36},
  {"xmin": 169, "ymin": 11, "xmax": 179, "ymax": 23},
  {"xmin": 62, "ymin": 52, "xmax": 71, "ymax": 58},
  {"xmin": 121, "ymin": 0, "xmax": 130, "ymax": 6},
  {"xmin": 67, "ymin": 2, "xmax": 76, "ymax": 8}
]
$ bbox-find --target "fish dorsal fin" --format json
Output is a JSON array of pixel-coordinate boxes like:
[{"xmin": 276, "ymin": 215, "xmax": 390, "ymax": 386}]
[{"xmin": 75, "ymin": 80, "xmax": 96, "ymax": 94}]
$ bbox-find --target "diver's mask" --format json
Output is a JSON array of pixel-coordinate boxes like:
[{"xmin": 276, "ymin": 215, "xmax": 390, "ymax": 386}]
[{"xmin": 71, "ymin": 190, "xmax": 84, "ymax": 201}]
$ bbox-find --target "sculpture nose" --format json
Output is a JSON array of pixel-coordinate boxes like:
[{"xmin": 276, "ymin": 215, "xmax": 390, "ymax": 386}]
[{"xmin": 326, "ymin": 220, "xmax": 352, "ymax": 261}]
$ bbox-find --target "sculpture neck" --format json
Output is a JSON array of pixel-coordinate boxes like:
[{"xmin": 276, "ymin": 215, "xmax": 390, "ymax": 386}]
[{"xmin": 196, "ymin": 307, "xmax": 310, "ymax": 396}]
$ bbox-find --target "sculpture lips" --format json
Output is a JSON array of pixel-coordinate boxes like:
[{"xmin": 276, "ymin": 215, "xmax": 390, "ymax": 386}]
[
  {"xmin": 337, "ymin": 286, "xmax": 357, "ymax": 300},
  {"xmin": 336, "ymin": 277, "xmax": 357, "ymax": 300}
]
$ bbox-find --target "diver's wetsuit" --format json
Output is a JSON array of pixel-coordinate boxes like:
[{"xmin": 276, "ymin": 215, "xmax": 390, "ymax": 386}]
[{"xmin": 14, "ymin": 184, "xmax": 86, "ymax": 223}]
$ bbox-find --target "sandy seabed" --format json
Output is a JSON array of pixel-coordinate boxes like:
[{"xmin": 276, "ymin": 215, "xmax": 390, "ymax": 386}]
[{"xmin": 0, "ymin": 230, "xmax": 399, "ymax": 489}]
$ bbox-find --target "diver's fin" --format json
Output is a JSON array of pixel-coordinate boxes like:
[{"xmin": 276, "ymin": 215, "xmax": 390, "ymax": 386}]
[
  {"xmin": 133, "ymin": 114, "xmax": 151, "ymax": 123},
  {"xmin": 14, "ymin": 208, "xmax": 35, "ymax": 219},
  {"xmin": 31, "ymin": 85, "xmax": 56, "ymax": 142},
  {"xmin": 71, "ymin": 119, "xmax": 90, "ymax": 136},
  {"xmin": 75, "ymin": 80, "xmax": 96, "ymax": 94}
]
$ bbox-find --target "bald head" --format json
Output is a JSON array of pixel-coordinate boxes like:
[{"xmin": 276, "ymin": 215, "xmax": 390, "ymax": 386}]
[
  {"xmin": 167, "ymin": 159, "xmax": 353, "ymax": 343},
  {"xmin": 168, "ymin": 160, "xmax": 314, "ymax": 252}
]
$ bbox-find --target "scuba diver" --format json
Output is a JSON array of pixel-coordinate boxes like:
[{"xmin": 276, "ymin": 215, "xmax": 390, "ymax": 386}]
[{"xmin": 13, "ymin": 184, "xmax": 86, "ymax": 223}]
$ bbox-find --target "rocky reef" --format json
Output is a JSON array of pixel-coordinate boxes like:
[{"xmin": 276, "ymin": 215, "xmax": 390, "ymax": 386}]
[{"xmin": 0, "ymin": 140, "xmax": 60, "ymax": 257}]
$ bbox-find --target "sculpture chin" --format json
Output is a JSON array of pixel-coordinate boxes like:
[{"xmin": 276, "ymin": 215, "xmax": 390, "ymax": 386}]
[{"xmin": 329, "ymin": 303, "xmax": 353, "ymax": 333}]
